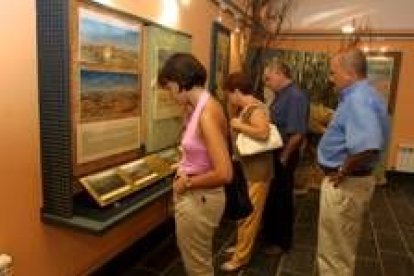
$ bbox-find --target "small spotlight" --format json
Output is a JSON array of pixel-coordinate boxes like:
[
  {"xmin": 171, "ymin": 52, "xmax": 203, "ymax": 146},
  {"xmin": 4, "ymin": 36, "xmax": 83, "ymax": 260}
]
[
  {"xmin": 379, "ymin": 46, "xmax": 388, "ymax": 53},
  {"xmin": 341, "ymin": 24, "xmax": 355, "ymax": 34}
]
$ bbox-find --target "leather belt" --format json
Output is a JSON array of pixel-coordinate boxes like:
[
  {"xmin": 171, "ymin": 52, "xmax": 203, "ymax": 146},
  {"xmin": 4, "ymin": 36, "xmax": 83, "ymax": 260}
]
[{"xmin": 319, "ymin": 165, "xmax": 372, "ymax": 177}]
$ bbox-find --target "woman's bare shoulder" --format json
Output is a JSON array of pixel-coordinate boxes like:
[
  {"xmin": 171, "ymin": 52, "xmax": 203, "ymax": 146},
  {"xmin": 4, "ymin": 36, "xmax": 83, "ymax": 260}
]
[{"xmin": 204, "ymin": 96, "xmax": 225, "ymax": 119}]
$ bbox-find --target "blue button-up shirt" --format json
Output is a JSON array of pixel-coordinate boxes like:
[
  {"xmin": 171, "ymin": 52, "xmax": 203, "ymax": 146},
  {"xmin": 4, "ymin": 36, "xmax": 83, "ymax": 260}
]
[
  {"xmin": 269, "ymin": 83, "xmax": 309, "ymax": 144},
  {"xmin": 317, "ymin": 80, "xmax": 389, "ymax": 169}
]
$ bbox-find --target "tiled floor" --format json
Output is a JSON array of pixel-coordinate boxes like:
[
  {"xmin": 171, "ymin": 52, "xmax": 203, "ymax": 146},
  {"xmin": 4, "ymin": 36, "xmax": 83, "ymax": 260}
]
[
  {"xmin": 277, "ymin": 176, "xmax": 414, "ymax": 276},
  {"xmin": 93, "ymin": 176, "xmax": 414, "ymax": 276}
]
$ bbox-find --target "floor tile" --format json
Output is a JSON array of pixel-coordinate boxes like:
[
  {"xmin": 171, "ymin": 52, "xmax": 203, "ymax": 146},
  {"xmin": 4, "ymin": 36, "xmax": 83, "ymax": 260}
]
[
  {"xmin": 122, "ymin": 267, "xmax": 159, "ymax": 276},
  {"xmin": 93, "ymin": 178, "xmax": 414, "ymax": 276},
  {"xmin": 278, "ymin": 247, "xmax": 315, "ymax": 275},
  {"xmin": 292, "ymin": 224, "xmax": 317, "ymax": 250},
  {"xmin": 402, "ymin": 228, "xmax": 414, "ymax": 254},
  {"xmin": 164, "ymin": 261, "xmax": 186, "ymax": 276},
  {"xmin": 278, "ymin": 271, "xmax": 307, "ymax": 276},
  {"xmin": 375, "ymin": 231, "xmax": 406, "ymax": 254},
  {"xmin": 371, "ymin": 213, "xmax": 398, "ymax": 233},
  {"xmin": 357, "ymin": 237, "xmax": 377, "ymax": 259},
  {"xmin": 295, "ymin": 207, "xmax": 319, "ymax": 227},
  {"xmin": 354, "ymin": 258, "xmax": 382, "ymax": 276},
  {"xmin": 380, "ymin": 251, "xmax": 414, "ymax": 276},
  {"xmin": 135, "ymin": 235, "xmax": 180, "ymax": 274},
  {"xmin": 360, "ymin": 219, "xmax": 374, "ymax": 241}
]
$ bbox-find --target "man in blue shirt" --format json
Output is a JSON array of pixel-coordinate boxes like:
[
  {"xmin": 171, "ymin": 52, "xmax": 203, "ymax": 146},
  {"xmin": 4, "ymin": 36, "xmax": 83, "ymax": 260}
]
[
  {"xmin": 317, "ymin": 48, "xmax": 389, "ymax": 276},
  {"xmin": 262, "ymin": 60, "xmax": 309, "ymax": 254}
]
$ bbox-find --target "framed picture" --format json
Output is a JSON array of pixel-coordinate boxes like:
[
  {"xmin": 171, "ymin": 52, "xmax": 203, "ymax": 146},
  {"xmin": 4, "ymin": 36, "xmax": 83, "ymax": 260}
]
[
  {"xmin": 79, "ymin": 168, "xmax": 131, "ymax": 207},
  {"xmin": 156, "ymin": 147, "xmax": 181, "ymax": 169},
  {"xmin": 366, "ymin": 51, "xmax": 401, "ymax": 115},
  {"xmin": 145, "ymin": 25, "xmax": 191, "ymax": 153},
  {"xmin": 209, "ymin": 22, "xmax": 231, "ymax": 102},
  {"xmin": 75, "ymin": 5, "xmax": 143, "ymax": 168},
  {"xmin": 118, "ymin": 159, "xmax": 159, "ymax": 189}
]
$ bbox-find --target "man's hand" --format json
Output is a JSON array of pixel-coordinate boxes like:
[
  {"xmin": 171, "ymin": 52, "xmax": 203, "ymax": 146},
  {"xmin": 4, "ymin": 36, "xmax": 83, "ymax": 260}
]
[
  {"xmin": 279, "ymin": 155, "xmax": 288, "ymax": 167},
  {"xmin": 328, "ymin": 167, "xmax": 346, "ymax": 187}
]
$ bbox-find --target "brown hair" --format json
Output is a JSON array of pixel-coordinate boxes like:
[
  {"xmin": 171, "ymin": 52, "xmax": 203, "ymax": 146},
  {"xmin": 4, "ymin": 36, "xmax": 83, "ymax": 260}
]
[
  {"xmin": 157, "ymin": 53, "xmax": 207, "ymax": 91},
  {"xmin": 223, "ymin": 72, "xmax": 254, "ymax": 95}
]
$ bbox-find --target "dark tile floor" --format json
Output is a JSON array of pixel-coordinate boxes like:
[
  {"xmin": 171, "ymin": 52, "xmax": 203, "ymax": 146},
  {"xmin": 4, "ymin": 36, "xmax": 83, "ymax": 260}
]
[
  {"xmin": 277, "ymin": 176, "xmax": 414, "ymax": 276},
  {"xmin": 93, "ymin": 176, "xmax": 414, "ymax": 276}
]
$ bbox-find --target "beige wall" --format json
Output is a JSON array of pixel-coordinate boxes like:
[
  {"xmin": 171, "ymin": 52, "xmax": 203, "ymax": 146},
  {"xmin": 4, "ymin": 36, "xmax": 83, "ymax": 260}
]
[
  {"xmin": 0, "ymin": 0, "xmax": 237, "ymax": 275},
  {"xmin": 275, "ymin": 38, "xmax": 414, "ymax": 169}
]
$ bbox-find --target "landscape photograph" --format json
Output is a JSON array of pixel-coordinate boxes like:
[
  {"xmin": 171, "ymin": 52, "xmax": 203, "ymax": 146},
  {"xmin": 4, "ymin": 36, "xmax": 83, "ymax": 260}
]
[
  {"xmin": 81, "ymin": 169, "xmax": 129, "ymax": 197},
  {"xmin": 80, "ymin": 70, "xmax": 140, "ymax": 123},
  {"xmin": 79, "ymin": 8, "xmax": 141, "ymax": 70}
]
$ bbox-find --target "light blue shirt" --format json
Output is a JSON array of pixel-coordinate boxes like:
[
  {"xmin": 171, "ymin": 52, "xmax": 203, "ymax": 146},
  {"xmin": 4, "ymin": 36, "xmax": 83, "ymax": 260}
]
[{"xmin": 317, "ymin": 80, "xmax": 389, "ymax": 169}]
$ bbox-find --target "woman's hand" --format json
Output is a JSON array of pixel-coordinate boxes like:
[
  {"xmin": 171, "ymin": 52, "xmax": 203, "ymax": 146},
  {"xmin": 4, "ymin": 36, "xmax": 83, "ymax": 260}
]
[
  {"xmin": 173, "ymin": 174, "xmax": 189, "ymax": 195},
  {"xmin": 230, "ymin": 118, "xmax": 243, "ymax": 131}
]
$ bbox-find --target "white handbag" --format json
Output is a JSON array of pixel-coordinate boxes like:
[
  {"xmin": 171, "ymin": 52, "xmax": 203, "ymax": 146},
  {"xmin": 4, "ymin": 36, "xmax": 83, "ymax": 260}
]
[{"xmin": 236, "ymin": 123, "xmax": 283, "ymax": 156}]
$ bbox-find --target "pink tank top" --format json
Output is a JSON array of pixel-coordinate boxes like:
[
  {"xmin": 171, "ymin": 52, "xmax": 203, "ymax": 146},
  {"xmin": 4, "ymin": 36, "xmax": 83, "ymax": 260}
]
[{"xmin": 178, "ymin": 91, "xmax": 213, "ymax": 175}]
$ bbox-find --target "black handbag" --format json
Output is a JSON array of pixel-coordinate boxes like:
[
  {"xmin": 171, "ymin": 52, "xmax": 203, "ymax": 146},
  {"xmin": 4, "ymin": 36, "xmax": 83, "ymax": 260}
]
[{"xmin": 223, "ymin": 161, "xmax": 253, "ymax": 220}]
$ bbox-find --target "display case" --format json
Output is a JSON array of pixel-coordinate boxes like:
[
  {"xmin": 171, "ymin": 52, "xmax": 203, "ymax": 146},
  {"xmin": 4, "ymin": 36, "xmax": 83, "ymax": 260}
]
[
  {"xmin": 79, "ymin": 148, "xmax": 180, "ymax": 208},
  {"xmin": 37, "ymin": 0, "xmax": 189, "ymax": 233}
]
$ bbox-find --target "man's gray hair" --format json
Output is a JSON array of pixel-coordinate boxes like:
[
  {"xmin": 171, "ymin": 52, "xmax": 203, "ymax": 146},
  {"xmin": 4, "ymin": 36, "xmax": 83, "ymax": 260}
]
[
  {"xmin": 266, "ymin": 58, "xmax": 292, "ymax": 79},
  {"xmin": 335, "ymin": 48, "xmax": 367, "ymax": 78}
]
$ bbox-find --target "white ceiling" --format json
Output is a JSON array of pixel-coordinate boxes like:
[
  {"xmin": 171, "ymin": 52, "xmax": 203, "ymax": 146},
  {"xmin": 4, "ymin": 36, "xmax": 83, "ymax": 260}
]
[{"xmin": 286, "ymin": 0, "xmax": 414, "ymax": 31}]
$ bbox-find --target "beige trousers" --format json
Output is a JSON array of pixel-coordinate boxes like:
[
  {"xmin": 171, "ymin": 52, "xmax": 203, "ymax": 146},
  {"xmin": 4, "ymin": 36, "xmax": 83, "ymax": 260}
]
[
  {"xmin": 232, "ymin": 180, "xmax": 269, "ymax": 264},
  {"xmin": 175, "ymin": 187, "xmax": 225, "ymax": 276},
  {"xmin": 317, "ymin": 176, "xmax": 375, "ymax": 276}
]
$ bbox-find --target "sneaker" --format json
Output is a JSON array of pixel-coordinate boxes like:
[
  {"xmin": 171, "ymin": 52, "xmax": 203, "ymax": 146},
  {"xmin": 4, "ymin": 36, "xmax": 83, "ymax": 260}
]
[
  {"xmin": 263, "ymin": 245, "xmax": 285, "ymax": 256},
  {"xmin": 294, "ymin": 187, "xmax": 308, "ymax": 196},
  {"xmin": 224, "ymin": 246, "xmax": 236, "ymax": 254},
  {"xmin": 220, "ymin": 260, "xmax": 246, "ymax": 272}
]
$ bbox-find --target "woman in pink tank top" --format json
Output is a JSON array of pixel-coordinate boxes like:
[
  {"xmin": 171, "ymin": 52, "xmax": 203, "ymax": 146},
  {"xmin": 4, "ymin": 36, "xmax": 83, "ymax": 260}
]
[{"xmin": 158, "ymin": 53, "xmax": 232, "ymax": 276}]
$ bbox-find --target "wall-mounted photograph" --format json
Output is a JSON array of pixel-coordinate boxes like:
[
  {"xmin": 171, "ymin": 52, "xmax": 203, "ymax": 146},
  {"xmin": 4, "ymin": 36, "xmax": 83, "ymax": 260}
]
[
  {"xmin": 79, "ymin": 7, "xmax": 141, "ymax": 72},
  {"xmin": 209, "ymin": 22, "xmax": 231, "ymax": 102},
  {"xmin": 366, "ymin": 52, "xmax": 401, "ymax": 115},
  {"xmin": 152, "ymin": 48, "xmax": 184, "ymax": 120},
  {"xmin": 80, "ymin": 70, "xmax": 140, "ymax": 123},
  {"xmin": 118, "ymin": 159, "xmax": 158, "ymax": 184},
  {"xmin": 145, "ymin": 25, "xmax": 191, "ymax": 152},
  {"xmin": 79, "ymin": 168, "xmax": 131, "ymax": 207},
  {"xmin": 75, "ymin": 5, "xmax": 143, "ymax": 166}
]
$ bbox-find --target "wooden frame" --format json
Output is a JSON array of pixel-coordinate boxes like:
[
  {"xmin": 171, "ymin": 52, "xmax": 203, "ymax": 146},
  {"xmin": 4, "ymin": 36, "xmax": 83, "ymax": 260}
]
[
  {"xmin": 366, "ymin": 51, "xmax": 401, "ymax": 115},
  {"xmin": 73, "ymin": 2, "xmax": 145, "ymax": 176},
  {"xmin": 209, "ymin": 22, "xmax": 231, "ymax": 102}
]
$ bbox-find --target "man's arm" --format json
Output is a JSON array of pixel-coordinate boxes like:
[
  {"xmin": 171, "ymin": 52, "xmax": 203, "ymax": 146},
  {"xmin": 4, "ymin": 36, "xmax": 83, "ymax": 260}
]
[
  {"xmin": 280, "ymin": 133, "xmax": 305, "ymax": 166},
  {"xmin": 329, "ymin": 150, "xmax": 379, "ymax": 186}
]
